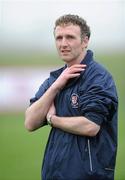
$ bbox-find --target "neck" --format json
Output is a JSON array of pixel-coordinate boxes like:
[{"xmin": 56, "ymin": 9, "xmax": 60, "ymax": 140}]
[{"xmin": 67, "ymin": 50, "xmax": 87, "ymax": 67}]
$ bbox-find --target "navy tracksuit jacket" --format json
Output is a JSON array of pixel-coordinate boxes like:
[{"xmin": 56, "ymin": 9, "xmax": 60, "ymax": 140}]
[{"xmin": 30, "ymin": 50, "xmax": 118, "ymax": 180}]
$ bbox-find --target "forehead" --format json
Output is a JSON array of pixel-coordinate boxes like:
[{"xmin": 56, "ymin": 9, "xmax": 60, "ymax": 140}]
[{"xmin": 55, "ymin": 24, "xmax": 81, "ymax": 36}]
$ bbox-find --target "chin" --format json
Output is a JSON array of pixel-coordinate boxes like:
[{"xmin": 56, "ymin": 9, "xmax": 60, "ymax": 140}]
[
  {"xmin": 61, "ymin": 56, "xmax": 72, "ymax": 62},
  {"xmin": 62, "ymin": 58, "xmax": 72, "ymax": 63}
]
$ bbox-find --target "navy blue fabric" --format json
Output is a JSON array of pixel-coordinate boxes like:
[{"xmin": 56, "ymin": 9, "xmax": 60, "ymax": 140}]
[{"xmin": 30, "ymin": 50, "xmax": 118, "ymax": 180}]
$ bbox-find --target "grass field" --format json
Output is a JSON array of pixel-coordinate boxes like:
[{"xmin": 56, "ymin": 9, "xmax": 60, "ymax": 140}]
[
  {"xmin": 0, "ymin": 113, "xmax": 50, "ymax": 180},
  {"xmin": 0, "ymin": 52, "xmax": 125, "ymax": 179}
]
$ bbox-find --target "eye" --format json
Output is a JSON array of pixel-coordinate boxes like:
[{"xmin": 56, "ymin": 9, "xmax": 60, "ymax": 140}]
[
  {"xmin": 56, "ymin": 36, "xmax": 63, "ymax": 41},
  {"xmin": 66, "ymin": 35, "xmax": 75, "ymax": 40}
]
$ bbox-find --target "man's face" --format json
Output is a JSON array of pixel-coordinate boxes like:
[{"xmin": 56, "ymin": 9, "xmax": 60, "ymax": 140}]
[{"xmin": 54, "ymin": 24, "xmax": 88, "ymax": 65}]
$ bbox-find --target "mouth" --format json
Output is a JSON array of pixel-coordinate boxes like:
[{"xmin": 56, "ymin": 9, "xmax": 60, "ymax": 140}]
[{"xmin": 61, "ymin": 50, "xmax": 71, "ymax": 54}]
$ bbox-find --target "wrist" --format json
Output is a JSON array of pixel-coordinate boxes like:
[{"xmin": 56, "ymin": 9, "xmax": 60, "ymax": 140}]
[
  {"xmin": 47, "ymin": 114, "xmax": 56, "ymax": 127},
  {"xmin": 52, "ymin": 81, "xmax": 63, "ymax": 91},
  {"xmin": 47, "ymin": 114, "xmax": 53, "ymax": 126}
]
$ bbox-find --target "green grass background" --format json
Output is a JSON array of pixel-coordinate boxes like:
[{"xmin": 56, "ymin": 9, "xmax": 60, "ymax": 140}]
[{"xmin": 0, "ymin": 52, "xmax": 125, "ymax": 180}]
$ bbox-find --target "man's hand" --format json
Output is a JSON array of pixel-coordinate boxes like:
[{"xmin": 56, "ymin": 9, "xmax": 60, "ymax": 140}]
[{"xmin": 53, "ymin": 64, "xmax": 86, "ymax": 90}]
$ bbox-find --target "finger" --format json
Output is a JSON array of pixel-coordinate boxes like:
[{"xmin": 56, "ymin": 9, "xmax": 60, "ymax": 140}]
[
  {"xmin": 71, "ymin": 64, "xmax": 87, "ymax": 68},
  {"xmin": 69, "ymin": 73, "xmax": 81, "ymax": 78},
  {"xmin": 69, "ymin": 67, "xmax": 86, "ymax": 74},
  {"xmin": 68, "ymin": 64, "xmax": 86, "ymax": 71}
]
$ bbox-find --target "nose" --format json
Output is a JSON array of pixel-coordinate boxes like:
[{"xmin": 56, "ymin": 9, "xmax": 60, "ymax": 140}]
[{"xmin": 61, "ymin": 37, "xmax": 68, "ymax": 47}]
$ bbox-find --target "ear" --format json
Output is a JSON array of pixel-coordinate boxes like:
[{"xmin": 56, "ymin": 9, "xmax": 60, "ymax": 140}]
[{"xmin": 82, "ymin": 36, "xmax": 89, "ymax": 48}]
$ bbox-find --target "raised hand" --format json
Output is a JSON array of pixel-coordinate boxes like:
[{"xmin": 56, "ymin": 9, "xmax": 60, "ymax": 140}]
[{"xmin": 53, "ymin": 64, "xmax": 86, "ymax": 90}]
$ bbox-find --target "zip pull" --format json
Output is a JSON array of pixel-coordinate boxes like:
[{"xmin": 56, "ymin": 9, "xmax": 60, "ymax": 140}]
[{"xmin": 88, "ymin": 139, "xmax": 93, "ymax": 172}]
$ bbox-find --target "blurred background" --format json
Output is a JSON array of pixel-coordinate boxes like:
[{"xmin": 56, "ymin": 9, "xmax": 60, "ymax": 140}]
[{"xmin": 0, "ymin": 0, "xmax": 125, "ymax": 179}]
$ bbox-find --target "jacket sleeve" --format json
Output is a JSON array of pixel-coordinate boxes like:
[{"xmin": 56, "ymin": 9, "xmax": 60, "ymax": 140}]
[
  {"xmin": 30, "ymin": 78, "xmax": 50, "ymax": 105},
  {"xmin": 79, "ymin": 73, "xmax": 118, "ymax": 125}
]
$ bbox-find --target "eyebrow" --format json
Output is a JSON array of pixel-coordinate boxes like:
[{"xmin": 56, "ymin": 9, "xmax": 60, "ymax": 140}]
[{"xmin": 56, "ymin": 34, "xmax": 76, "ymax": 39}]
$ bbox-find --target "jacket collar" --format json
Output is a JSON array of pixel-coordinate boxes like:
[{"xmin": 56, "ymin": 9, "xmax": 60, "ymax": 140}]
[{"xmin": 80, "ymin": 49, "xmax": 93, "ymax": 66}]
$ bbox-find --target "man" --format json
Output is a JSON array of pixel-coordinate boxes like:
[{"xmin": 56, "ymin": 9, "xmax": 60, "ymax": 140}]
[{"xmin": 25, "ymin": 14, "xmax": 118, "ymax": 180}]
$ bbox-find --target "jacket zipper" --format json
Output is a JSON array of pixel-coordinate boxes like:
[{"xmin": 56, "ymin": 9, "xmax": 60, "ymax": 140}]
[{"xmin": 88, "ymin": 139, "xmax": 93, "ymax": 172}]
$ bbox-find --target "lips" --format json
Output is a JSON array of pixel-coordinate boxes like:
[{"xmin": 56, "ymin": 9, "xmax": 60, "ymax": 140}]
[{"xmin": 61, "ymin": 50, "xmax": 70, "ymax": 53}]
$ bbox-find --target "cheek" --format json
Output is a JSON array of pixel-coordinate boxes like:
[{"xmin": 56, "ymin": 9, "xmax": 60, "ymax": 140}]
[
  {"xmin": 72, "ymin": 43, "xmax": 83, "ymax": 53},
  {"xmin": 55, "ymin": 42, "xmax": 60, "ymax": 51}
]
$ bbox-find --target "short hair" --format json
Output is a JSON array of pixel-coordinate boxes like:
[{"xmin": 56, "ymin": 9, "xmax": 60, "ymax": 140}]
[{"xmin": 54, "ymin": 14, "xmax": 91, "ymax": 39}]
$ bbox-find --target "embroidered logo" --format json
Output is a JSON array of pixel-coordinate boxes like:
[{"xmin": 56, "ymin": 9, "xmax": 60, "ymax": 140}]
[{"xmin": 71, "ymin": 93, "xmax": 79, "ymax": 108}]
